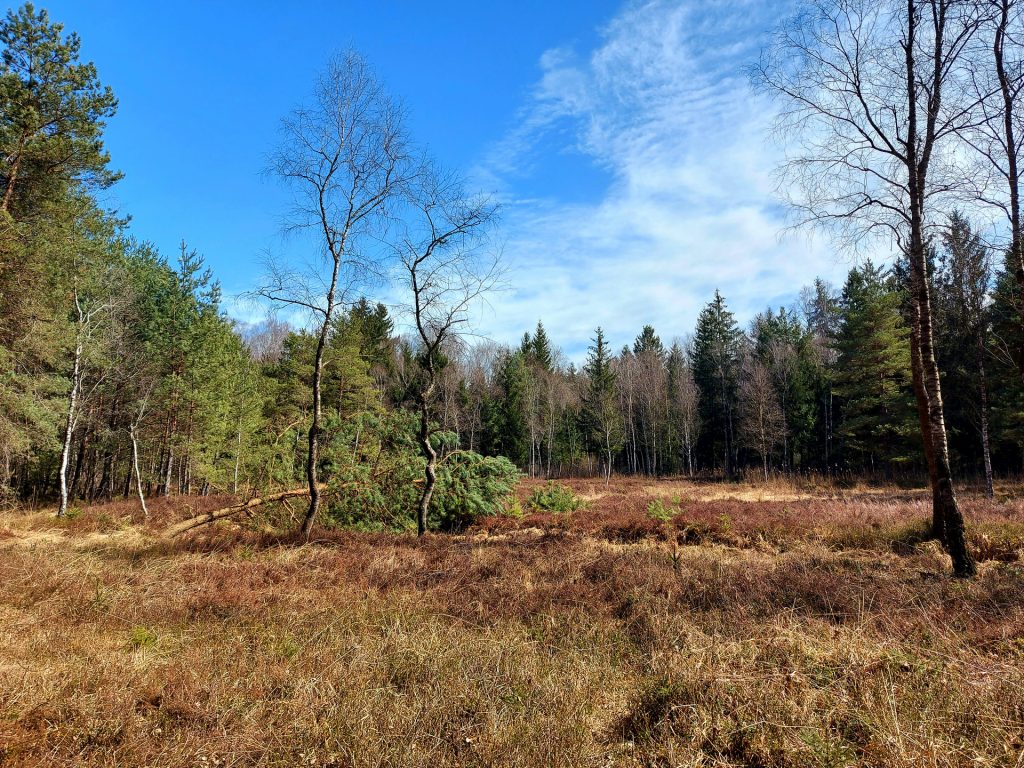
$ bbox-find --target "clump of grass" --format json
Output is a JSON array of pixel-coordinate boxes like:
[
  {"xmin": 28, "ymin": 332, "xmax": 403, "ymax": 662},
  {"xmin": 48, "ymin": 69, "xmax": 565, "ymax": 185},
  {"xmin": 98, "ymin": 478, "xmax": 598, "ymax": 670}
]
[{"xmin": 129, "ymin": 625, "xmax": 158, "ymax": 650}]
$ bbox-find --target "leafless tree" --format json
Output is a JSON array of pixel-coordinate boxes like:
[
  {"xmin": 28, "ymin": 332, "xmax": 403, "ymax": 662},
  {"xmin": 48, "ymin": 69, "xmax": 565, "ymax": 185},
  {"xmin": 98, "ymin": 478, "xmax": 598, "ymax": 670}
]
[
  {"xmin": 963, "ymin": 0, "xmax": 1024, "ymax": 369},
  {"xmin": 635, "ymin": 349, "xmax": 668, "ymax": 476},
  {"xmin": 668, "ymin": 338, "xmax": 701, "ymax": 478},
  {"xmin": 755, "ymin": 0, "xmax": 980, "ymax": 576},
  {"xmin": 738, "ymin": 353, "xmax": 787, "ymax": 482},
  {"xmin": 456, "ymin": 341, "xmax": 500, "ymax": 453},
  {"xmin": 256, "ymin": 51, "xmax": 414, "ymax": 534},
  {"xmin": 57, "ymin": 284, "xmax": 116, "ymax": 517},
  {"xmin": 396, "ymin": 164, "xmax": 500, "ymax": 536},
  {"xmin": 243, "ymin": 316, "xmax": 292, "ymax": 363}
]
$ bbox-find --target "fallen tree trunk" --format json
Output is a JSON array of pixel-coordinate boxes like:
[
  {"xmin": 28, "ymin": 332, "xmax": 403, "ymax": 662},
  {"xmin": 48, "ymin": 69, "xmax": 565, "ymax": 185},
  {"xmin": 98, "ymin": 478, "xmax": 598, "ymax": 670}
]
[{"xmin": 163, "ymin": 486, "xmax": 324, "ymax": 537}]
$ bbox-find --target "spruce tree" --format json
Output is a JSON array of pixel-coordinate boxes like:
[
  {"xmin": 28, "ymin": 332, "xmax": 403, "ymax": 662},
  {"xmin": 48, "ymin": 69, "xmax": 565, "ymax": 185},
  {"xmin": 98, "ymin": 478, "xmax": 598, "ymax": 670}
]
[
  {"xmin": 532, "ymin": 320, "xmax": 553, "ymax": 371},
  {"xmin": 633, "ymin": 324, "xmax": 664, "ymax": 357},
  {"xmin": 833, "ymin": 262, "xmax": 916, "ymax": 471},
  {"xmin": 691, "ymin": 291, "xmax": 742, "ymax": 475},
  {"xmin": 484, "ymin": 350, "xmax": 529, "ymax": 467},
  {"xmin": 583, "ymin": 327, "xmax": 622, "ymax": 480},
  {"xmin": 934, "ymin": 212, "xmax": 994, "ymax": 491}
]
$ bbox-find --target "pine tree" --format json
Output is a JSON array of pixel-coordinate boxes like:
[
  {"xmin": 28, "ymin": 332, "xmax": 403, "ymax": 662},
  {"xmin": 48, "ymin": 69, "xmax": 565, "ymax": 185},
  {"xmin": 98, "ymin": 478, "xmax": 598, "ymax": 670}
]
[{"xmin": 0, "ymin": 3, "xmax": 119, "ymax": 216}]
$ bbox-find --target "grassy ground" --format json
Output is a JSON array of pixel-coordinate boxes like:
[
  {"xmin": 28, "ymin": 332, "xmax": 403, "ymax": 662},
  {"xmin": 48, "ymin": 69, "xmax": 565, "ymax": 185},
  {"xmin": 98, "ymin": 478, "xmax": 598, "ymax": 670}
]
[{"xmin": 1, "ymin": 479, "xmax": 1023, "ymax": 767}]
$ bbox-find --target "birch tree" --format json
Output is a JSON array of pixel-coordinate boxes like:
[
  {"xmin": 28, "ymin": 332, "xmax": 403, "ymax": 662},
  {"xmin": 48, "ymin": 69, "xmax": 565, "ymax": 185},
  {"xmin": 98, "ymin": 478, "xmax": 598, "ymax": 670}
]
[
  {"xmin": 755, "ymin": 0, "xmax": 980, "ymax": 576},
  {"xmin": 258, "ymin": 51, "xmax": 413, "ymax": 534}
]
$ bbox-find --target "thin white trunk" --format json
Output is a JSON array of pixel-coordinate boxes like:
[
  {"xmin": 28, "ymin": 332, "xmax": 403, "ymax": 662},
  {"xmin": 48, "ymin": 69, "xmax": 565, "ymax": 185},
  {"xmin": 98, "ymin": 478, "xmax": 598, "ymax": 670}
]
[
  {"xmin": 130, "ymin": 422, "xmax": 148, "ymax": 517},
  {"xmin": 57, "ymin": 339, "xmax": 83, "ymax": 518}
]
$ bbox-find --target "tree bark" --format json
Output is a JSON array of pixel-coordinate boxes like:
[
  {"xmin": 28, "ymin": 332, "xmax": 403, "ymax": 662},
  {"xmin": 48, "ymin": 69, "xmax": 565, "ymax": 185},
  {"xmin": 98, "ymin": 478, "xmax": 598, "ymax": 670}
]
[
  {"xmin": 416, "ymin": 388, "xmax": 437, "ymax": 537},
  {"xmin": 301, "ymin": 269, "xmax": 338, "ymax": 536},
  {"xmin": 57, "ymin": 336, "xmax": 83, "ymax": 518},
  {"xmin": 164, "ymin": 486, "xmax": 323, "ymax": 537},
  {"xmin": 994, "ymin": 0, "xmax": 1024, "ymax": 375},
  {"xmin": 909, "ymin": 310, "xmax": 941, "ymax": 537},
  {"xmin": 1, "ymin": 132, "xmax": 28, "ymax": 213},
  {"xmin": 130, "ymin": 422, "xmax": 148, "ymax": 517},
  {"xmin": 903, "ymin": 0, "xmax": 976, "ymax": 578}
]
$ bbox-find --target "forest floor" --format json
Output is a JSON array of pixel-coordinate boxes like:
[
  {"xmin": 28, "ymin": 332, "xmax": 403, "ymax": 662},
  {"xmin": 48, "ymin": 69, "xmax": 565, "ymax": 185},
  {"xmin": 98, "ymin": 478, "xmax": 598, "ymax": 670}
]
[{"xmin": 1, "ymin": 478, "xmax": 1023, "ymax": 767}]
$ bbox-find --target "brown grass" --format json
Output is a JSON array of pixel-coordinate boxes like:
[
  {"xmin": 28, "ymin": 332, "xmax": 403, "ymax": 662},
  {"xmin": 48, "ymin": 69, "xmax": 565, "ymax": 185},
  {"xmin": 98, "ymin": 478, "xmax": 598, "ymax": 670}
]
[{"xmin": 1, "ymin": 480, "xmax": 1022, "ymax": 766}]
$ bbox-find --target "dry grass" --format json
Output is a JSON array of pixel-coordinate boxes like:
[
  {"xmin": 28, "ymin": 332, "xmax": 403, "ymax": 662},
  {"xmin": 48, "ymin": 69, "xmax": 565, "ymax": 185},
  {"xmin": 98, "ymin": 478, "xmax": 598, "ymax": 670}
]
[{"xmin": 1, "ymin": 481, "xmax": 1023, "ymax": 767}]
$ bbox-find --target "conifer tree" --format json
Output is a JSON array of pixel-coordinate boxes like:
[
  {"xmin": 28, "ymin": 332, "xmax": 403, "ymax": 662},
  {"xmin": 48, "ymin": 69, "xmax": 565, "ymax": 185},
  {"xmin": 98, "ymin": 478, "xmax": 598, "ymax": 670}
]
[
  {"xmin": 532, "ymin": 320, "xmax": 553, "ymax": 372},
  {"xmin": 691, "ymin": 291, "xmax": 741, "ymax": 476},
  {"xmin": 934, "ymin": 213, "xmax": 995, "ymax": 495},
  {"xmin": 485, "ymin": 350, "xmax": 529, "ymax": 467},
  {"xmin": 0, "ymin": 2, "xmax": 119, "ymax": 216},
  {"xmin": 583, "ymin": 327, "xmax": 622, "ymax": 480},
  {"xmin": 833, "ymin": 262, "xmax": 916, "ymax": 471}
]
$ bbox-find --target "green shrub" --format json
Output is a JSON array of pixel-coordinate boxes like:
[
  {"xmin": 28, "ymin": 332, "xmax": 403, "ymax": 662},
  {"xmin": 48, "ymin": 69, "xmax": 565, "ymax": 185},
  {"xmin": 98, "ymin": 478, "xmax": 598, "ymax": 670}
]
[{"xmin": 527, "ymin": 482, "xmax": 584, "ymax": 514}]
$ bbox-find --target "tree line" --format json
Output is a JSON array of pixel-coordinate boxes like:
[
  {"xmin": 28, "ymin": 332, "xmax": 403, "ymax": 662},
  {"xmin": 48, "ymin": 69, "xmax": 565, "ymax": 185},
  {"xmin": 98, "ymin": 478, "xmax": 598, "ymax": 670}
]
[{"xmin": 418, "ymin": 218, "xmax": 1021, "ymax": 492}]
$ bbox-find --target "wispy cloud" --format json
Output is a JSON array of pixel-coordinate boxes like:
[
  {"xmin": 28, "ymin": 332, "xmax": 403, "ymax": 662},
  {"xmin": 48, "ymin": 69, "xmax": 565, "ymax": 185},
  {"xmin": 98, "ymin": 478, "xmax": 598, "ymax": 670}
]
[{"xmin": 473, "ymin": 0, "xmax": 846, "ymax": 358}]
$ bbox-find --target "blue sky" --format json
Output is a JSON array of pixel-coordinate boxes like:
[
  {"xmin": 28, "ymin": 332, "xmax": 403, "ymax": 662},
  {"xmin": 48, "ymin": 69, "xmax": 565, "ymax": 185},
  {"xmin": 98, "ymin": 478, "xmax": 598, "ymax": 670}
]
[{"xmin": 42, "ymin": 0, "xmax": 845, "ymax": 358}]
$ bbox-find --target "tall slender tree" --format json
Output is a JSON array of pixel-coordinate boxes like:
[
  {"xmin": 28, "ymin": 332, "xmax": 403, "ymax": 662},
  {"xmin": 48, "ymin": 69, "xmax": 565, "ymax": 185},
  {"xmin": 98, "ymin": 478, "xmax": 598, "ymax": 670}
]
[{"xmin": 257, "ymin": 51, "xmax": 413, "ymax": 534}]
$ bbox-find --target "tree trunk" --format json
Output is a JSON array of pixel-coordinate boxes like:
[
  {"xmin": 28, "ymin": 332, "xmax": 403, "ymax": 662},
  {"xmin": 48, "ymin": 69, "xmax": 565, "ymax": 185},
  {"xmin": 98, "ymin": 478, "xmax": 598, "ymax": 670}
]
[
  {"xmin": 57, "ymin": 337, "xmax": 83, "ymax": 518},
  {"xmin": 908, "ymin": 230, "xmax": 975, "ymax": 578},
  {"xmin": 163, "ymin": 449, "xmax": 174, "ymax": 498},
  {"xmin": 301, "ymin": 252, "xmax": 340, "ymax": 535},
  {"xmin": 416, "ymin": 385, "xmax": 437, "ymax": 536},
  {"xmin": 909, "ymin": 309, "xmax": 941, "ymax": 537},
  {"xmin": 70, "ymin": 433, "xmax": 88, "ymax": 501},
  {"xmin": 977, "ymin": 332, "xmax": 995, "ymax": 499},
  {"xmin": 994, "ymin": 0, "xmax": 1024, "ymax": 375},
  {"xmin": 164, "ymin": 486, "xmax": 322, "ymax": 537},
  {"xmin": 130, "ymin": 422, "xmax": 148, "ymax": 517},
  {"xmin": 1, "ymin": 132, "xmax": 28, "ymax": 213},
  {"xmin": 233, "ymin": 419, "xmax": 242, "ymax": 495},
  {"xmin": 904, "ymin": 0, "xmax": 975, "ymax": 578},
  {"xmin": 302, "ymin": 327, "xmax": 327, "ymax": 535}
]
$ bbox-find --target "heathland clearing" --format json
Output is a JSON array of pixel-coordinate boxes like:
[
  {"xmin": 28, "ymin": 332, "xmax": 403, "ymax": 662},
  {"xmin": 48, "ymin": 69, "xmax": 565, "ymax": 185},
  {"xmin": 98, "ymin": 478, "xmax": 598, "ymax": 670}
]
[{"xmin": 1, "ymin": 479, "xmax": 1022, "ymax": 767}]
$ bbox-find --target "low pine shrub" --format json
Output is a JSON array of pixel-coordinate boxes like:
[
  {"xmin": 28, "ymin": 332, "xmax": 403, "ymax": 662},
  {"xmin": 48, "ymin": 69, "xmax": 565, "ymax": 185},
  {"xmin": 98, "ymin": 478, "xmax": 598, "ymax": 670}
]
[
  {"xmin": 647, "ymin": 498, "xmax": 676, "ymax": 522},
  {"xmin": 528, "ymin": 482, "xmax": 584, "ymax": 514}
]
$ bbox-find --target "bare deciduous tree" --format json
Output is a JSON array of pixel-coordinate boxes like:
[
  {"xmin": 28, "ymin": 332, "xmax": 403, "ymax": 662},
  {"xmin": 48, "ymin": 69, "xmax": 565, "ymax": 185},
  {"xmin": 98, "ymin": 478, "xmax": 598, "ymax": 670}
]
[
  {"xmin": 397, "ymin": 165, "xmax": 500, "ymax": 536},
  {"xmin": 963, "ymin": 0, "xmax": 1024, "ymax": 368},
  {"xmin": 257, "ymin": 51, "xmax": 413, "ymax": 534},
  {"xmin": 755, "ymin": 0, "xmax": 980, "ymax": 575},
  {"xmin": 738, "ymin": 353, "xmax": 787, "ymax": 482}
]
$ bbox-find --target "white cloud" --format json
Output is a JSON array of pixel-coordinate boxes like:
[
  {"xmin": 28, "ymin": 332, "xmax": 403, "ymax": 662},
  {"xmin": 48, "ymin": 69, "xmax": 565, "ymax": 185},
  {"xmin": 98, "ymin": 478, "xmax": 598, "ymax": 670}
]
[{"xmin": 473, "ymin": 0, "xmax": 849, "ymax": 358}]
